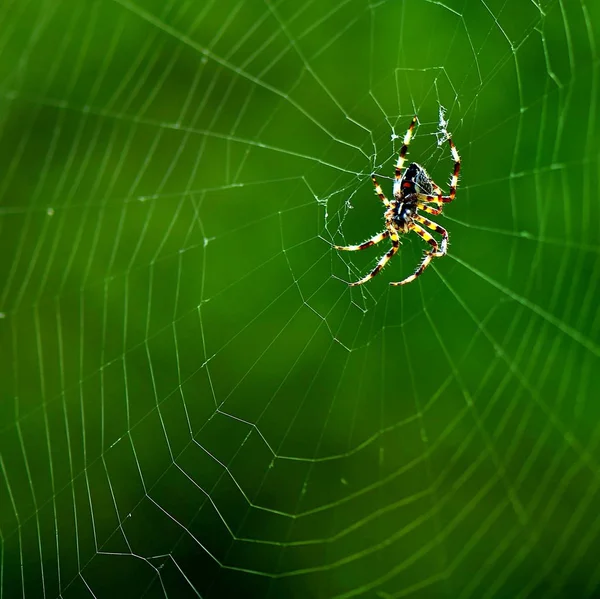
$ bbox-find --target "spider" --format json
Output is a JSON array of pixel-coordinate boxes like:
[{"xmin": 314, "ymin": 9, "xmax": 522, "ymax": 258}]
[{"xmin": 334, "ymin": 115, "xmax": 460, "ymax": 286}]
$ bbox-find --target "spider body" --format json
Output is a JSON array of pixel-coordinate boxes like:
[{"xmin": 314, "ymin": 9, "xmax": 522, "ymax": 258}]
[
  {"xmin": 388, "ymin": 163, "xmax": 432, "ymax": 232},
  {"xmin": 334, "ymin": 115, "xmax": 460, "ymax": 286}
]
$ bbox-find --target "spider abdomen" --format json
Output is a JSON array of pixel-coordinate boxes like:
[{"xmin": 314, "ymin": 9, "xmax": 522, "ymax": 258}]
[{"xmin": 400, "ymin": 162, "xmax": 435, "ymax": 196}]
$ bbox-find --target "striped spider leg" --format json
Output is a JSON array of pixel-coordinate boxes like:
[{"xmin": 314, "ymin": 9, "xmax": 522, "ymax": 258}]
[
  {"xmin": 393, "ymin": 114, "xmax": 418, "ymax": 199},
  {"xmin": 390, "ymin": 214, "xmax": 448, "ymax": 286},
  {"xmin": 334, "ymin": 228, "xmax": 401, "ymax": 287},
  {"xmin": 414, "ymin": 134, "xmax": 461, "ymax": 209}
]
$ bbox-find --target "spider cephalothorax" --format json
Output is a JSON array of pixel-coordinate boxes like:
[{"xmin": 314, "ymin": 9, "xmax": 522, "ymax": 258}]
[{"xmin": 334, "ymin": 115, "xmax": 460, "ymax": 286}]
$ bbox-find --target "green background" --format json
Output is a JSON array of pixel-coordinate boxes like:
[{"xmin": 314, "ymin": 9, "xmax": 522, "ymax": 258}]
[{"xmin": 1, "ymin": 0, "xmax": 600, "ymax": 597}]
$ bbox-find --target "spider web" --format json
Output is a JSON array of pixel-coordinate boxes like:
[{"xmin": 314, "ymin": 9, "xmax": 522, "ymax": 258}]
[{"xmin": 1, "ymin": 0, "xmax": 600, "ymax": 597}]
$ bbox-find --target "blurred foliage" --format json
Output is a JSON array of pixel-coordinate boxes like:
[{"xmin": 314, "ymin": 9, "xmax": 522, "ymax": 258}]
[{"xmin": 1, "ymin": 0, "xmax": 600, "ymax": 597}]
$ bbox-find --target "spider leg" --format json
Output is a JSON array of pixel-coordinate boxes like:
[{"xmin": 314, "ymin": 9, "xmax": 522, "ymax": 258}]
[
  {"xmin": 393, "ymin": 115, "xmax": 418, "ymax": 198},
  {"xmin": 389, "ymin": 222, "xmax": 442, "ymax": 286},
  {"xmin": 415, "ymin": 201, "xmax": 443, "ymax": 216},
  {"xmin": 371, "ymin": 176, "xmax": 390, "ymax": 206},
  {"xmin": 391, "ymin": 252, "xmax": 434, "ymax": 286},
  {"xmin": 414, "ymin": 135, "xmax": 461, "ymax": 206},
  {"xmin": 413, "ymin": 213, "xmax": 448, "ymax": 255},
  {"xmin": 348, "ymin": 234, "xmax": 400, "ymax": 286},
  {"xmin": 448, "ymin": 136, "xmax": 461, "ymax": 201},
  {"xmin": 334, "ymin": 230, "xmax": 389, "ymax": 251}
]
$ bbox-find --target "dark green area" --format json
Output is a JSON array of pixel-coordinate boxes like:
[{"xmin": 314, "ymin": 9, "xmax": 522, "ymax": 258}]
[{"xmin": 1, "ymin": 0, "xmax": 600, "ymax": 597}]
